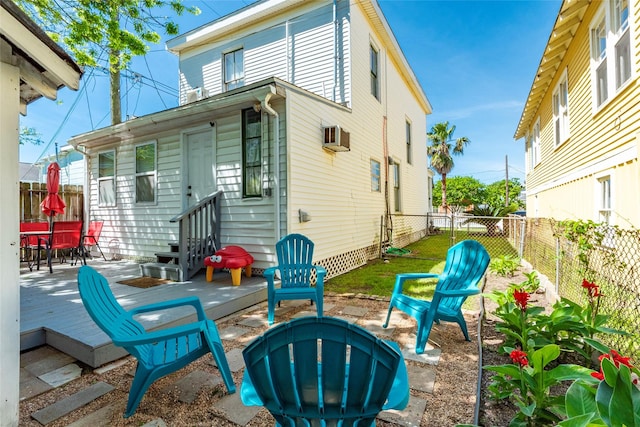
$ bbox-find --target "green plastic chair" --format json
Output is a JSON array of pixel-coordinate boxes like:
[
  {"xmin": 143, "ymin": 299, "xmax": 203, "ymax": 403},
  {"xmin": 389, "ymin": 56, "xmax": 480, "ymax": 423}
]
[
  {"xmin": 77, "ymin": 265, "xmax": 236, "ymax": 418},
  {"xmin": 383, "ymin": 239, "xmax": 490, "ymax": 354},
  {"xmin": 264, "ymin": 234, "xmax": 326, "ymax": 325},
  {"xmin": 240, "ymin": 316, "xmax": 409, "ymax": 426}
]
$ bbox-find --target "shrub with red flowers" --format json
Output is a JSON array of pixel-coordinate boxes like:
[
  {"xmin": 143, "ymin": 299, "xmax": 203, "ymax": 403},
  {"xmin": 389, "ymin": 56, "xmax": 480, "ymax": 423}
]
[{"xmin": 564, "ymin": 349, "xmax": 640, "ymax": 426}]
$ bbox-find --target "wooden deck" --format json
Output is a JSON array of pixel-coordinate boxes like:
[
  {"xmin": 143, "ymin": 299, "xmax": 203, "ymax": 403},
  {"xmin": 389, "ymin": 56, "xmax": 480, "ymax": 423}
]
[{"xmin": 20, "ymin": 259, "xmax": 267, "ymax": 368}]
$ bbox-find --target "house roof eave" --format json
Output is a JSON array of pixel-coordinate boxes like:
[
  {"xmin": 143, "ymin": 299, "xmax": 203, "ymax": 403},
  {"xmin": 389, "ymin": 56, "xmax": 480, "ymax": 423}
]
[
  {"xmin": 69, "ymin": 79, "xmax": 284, "ymax": 150},
  {"xmin": 514, "ymin": 0, "xmax": 589, "ymax": 140}
]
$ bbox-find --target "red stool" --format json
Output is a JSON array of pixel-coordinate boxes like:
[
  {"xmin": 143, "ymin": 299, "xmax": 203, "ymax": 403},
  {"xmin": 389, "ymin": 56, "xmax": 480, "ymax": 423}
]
[{"xmin": 204, "ymin": 246, "xmax": 254, "ymax": 286}]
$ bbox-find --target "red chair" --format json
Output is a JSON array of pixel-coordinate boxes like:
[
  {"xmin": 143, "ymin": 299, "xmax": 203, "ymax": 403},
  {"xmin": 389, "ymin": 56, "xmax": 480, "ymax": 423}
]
[
  {"xmin": 37, "ymin": 221, "xmax": 86, "ymax": 273},
  {"xmin": 84, "ymin": 221, "xmax": 106, "ymax": 261},
  {"xmin": 20, "ymin": 222, "xmax": 50, "ymax": 270}
]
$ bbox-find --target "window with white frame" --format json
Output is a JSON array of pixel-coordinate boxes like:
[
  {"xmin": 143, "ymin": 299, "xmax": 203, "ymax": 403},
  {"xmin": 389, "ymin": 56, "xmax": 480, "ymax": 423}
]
[
  {"xmin": 98, "ymin": 150, "xmax": 116, "ymax": 207},
  {"xmin": 370, "ymin": 44, "xmax": 379, "ymax": 100},
  {"xmin": 552, "ymin": 70, "xmax": 569, "ymax": 147},
  {"xmin": 224, "ymin": 48, "xmax": 244, "ymax": 91},
  {"xmin": 590, "ymin": 0, "xmax": 631, "ymax": 108},
  {"xmin": 370, "ymin": 159, "xmax": 381, "ymax": 192},
  {"xmin": 532, "ymin": 118, "xmax": 541, "ymax": 167},
  {"xmin": 135, "ymin": 142, "xmax": 156, "ymax": 204},
  {"xmin": 598, "ymin": 175, "xmax": 612, "ymax": 225},
  {"xmin": 392, "ymin": 163, "xmax": 401, "ymax": 212},
  {"xmin": 406, "ymin": 120, "xmax": 412, "ymax": 165}
]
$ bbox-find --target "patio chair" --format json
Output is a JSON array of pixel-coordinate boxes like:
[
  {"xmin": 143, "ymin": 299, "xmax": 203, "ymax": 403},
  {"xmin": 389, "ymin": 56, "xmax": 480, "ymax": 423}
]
[
  {"xmin": 264, "ymin": 233, "xmax": 326, "ymax": 325},
  {"xmin": 383, "ymin": 239, "xmax": 490, "ymax": 353},
  {"xmin": 37, "ymin": 220, "xmax": 86, "ymax": 273},
  {"xmin": 83, "ymin": 220, "xmax": 106, "ymax": 260},
  {"xmin": 240, "ymin": 316, "xmax": 409, "ymax": 426},
  {"xmin": 20, "ymin": 221, "xmax": 50, "ymax": 270},
  {"xmin": 77, "ymin": 265, "xmax": 236, "ymax": 418}
]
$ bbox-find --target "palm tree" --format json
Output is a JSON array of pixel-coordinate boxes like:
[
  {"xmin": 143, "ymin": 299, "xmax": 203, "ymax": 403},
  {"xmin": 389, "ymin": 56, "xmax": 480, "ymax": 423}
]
[{"xmin": 427, "ymin": 122, "xmax": 470, "ymax": 212}]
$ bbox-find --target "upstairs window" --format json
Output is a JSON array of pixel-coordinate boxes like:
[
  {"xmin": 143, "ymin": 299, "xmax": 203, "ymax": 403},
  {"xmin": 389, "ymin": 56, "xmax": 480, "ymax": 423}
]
[
  {"xmin": 552, "ymin": 70, "xmax": 569, "ymax": 147},
  {"xmin": 98, "ymin": 150, "xmax": 116, "ymax": 207},
  {"xmin": 370, "ymin": 44, "xmax": 379, "ymax": 100},
  {"xmin": 590, "ymin": 0, "xmax": 631, "ymax": 108},
  {"xmin": 406, "ymin": 120, "xmax": 412, "ymax": 165},
  {"xmin": 224, "ymin": 48, "xmax": 244, "ymax": 90},
  {"xmin": 135, "ymin": 142, "xmax": 156, "ymax": 204},
  {"xmin": 242, "ymin": 108, "xmax": 262, "ymax": 197}
]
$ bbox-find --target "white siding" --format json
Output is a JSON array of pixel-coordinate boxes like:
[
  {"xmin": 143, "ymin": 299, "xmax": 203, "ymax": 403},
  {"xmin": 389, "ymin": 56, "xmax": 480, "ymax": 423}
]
[{"xmin": 178, "ymin": 1, "xmax": 351, "ymax": 107}]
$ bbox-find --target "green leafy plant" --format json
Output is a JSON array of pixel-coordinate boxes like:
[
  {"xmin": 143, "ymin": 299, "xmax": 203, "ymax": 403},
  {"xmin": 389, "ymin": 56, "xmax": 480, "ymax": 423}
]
[
  {"xmin": 489, "ymin": 255, "xmax": 521, "ymax": 277},
  {"xmin": 485, "ymin": 344, "xmax": 594, "ymax": 426},
  {"xmin": 561, "ymin": 350, "xmax": 640, "ymax": 426}
]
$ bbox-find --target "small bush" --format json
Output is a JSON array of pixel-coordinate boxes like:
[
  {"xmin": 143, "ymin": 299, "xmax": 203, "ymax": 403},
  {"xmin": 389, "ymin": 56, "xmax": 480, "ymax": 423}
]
[{"xmin": 489, "ymin": 255, "xmax": 520, "ymax": 277}]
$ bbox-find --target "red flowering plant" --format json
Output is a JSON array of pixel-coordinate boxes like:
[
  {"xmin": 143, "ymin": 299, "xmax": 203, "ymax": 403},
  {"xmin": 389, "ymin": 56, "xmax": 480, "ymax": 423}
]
[{"xmin": 564, "ymin": 349, "xmax": 640, "ymax": 426}]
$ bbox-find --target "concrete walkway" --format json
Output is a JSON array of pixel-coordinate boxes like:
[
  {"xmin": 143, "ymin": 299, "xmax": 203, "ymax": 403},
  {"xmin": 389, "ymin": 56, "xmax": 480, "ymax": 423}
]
[{"xmin": 21, "ymin": 298, "xmax": 444, "ymax": 426}]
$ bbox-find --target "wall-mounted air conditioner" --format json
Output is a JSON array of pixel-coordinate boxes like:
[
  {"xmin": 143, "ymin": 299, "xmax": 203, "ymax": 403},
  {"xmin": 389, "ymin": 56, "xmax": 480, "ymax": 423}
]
[
  {"xmin": 322, "ymin": 125, "xmax": 350, "ymax": 152},
  {"xmin": 185, "ymin": 87, "xmax": 209, "ymax": 104}
]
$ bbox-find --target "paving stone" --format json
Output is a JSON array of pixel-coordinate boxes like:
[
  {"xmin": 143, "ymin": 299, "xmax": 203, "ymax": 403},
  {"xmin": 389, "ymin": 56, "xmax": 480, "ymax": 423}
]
[
  {"xmin": 238, "ymin": 315, "xmax": 268, "ymax": 328},
  {"xmin": 23, "ymin": 350, "xmax": 75, "ymax": 377},
  {"xmin": 400, "ymin": 343, "xmax": 441, "ymax": 366},
  {"xmin": 340, "ymin": 305, "xmax": 369, "ymax": 317},
  {"xmin": 38, "ymin": 363, "xmax": 82, "ymax": 388},
  {"xmin": 162, "ymin": 370, "xmax": 220, "ymax": 403},
  {"xmin": 219, "ymin": 326, "xmax": 252, "ymax": 341},
  {"xmin": 378, "ymin": 395, "xmax": 427, "ymax": 427},
  {"xmin": 407, "ymin": 364, "xmax": 436, "ymax": 393},
  {"xmin": 322, "ymin": 303, "xmax": 336, "ymax": 312},
  {"xmin": 30, "ymin": 381, "xmax": 115, "ymax": 425},
  {"xmin": 66, "ymin": 404, "xmax": 115, "ymax": 427},
  {"xmin": 215, "ymin": 392, "xmax": 261, "ymax": 426},
  {"xmin": 94, "ymin": 358, "xmax": 129, "ymax": 375},
  {"xmin": 209, "ymin": 347, "xmax": 245, "ymax": 373},
  {"xmin": 357, "ymin": 319, "xmax": 395, "ymax": 337},
  {"xmin": 140, "ymin": 419, "xmax": 167, "ymax": 427},
  {"xmin": 331, "ymin": 315, "xmax": 359, "ymax": 324},
  {"xmin": 20, "ymin": 368, "xmax": 53, "ymax": 400},
  {"xmin": 20, "ymin": 346, "xmax": 62, "ymax": 368},
  {"xmin": 291, "ymin": 310, "xmax": 319, "ymax": 319}
]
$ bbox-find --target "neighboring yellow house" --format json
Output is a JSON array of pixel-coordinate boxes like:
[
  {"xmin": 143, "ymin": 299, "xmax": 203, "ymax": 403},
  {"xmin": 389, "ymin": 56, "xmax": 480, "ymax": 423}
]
[{"xmin": 515, "ymin": 0, "xmax": 639, "ymax": 228}]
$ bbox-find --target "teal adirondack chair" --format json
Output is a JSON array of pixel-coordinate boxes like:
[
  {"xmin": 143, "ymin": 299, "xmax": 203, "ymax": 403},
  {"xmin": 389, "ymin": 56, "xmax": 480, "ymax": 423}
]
[
  {"xmin": 383, "ymin": 239, "xmax": 490, "ymax": 354},
  {"xmin": 264, "ymin": 234, "xmax": 326, "ymax": 325},
  {"xmin": 77, "ymin": 265, "xmax": 236, "ymax": 418},
  {"xmin": 240, "ymin": 316, "xmax": 409, "ymax": 426}
]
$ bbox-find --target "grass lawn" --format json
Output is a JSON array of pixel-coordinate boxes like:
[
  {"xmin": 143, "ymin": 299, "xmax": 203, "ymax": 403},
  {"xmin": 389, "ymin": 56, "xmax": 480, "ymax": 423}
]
[{"xmin": 325, "ymin": 232, "xmax": 507, "ymax": 311}]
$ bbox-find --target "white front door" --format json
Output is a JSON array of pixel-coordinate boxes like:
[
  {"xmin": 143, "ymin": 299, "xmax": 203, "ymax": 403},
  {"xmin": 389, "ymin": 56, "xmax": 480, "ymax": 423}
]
[{"xmin": 185, "ymin": 129, "xmax": 215, "ymax": 208}]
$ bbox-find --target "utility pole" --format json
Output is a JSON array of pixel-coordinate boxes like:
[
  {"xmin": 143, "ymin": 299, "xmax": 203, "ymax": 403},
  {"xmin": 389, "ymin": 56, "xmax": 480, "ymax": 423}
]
[{"xmin": 505, "ymin": 155, "xmax": 509, "ymax": 206}]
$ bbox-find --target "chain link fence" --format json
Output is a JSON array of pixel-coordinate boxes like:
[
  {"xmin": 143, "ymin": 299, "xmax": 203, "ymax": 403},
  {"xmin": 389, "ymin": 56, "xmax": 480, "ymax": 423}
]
[
  {"xmin": 524, "ymin": 218, "xmax": 640, "ymax": 360},
  {"xmin": 384, "ymin": 213, "xmax": 525, "ymax": 260},
  {"xmin": 382, "ymin": 213, "xmax": 639, "ymax": 359}
]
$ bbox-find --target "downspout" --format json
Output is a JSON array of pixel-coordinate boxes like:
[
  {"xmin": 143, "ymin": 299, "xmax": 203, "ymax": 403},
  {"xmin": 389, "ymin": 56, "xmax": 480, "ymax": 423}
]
[
  {"xmin": 332, "ymin": 0, "xmax": 338, "ymax": 102},
  {"xmin": 262, "ymin": 88, "xmax": 280, "ymax": 242}
]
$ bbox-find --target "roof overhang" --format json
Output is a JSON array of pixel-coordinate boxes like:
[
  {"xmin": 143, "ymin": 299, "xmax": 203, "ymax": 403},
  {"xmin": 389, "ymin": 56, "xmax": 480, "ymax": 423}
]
[
  {"xmin": 514, "ymin": 0, "xmax": 589, "ymax": 140},
  {"xmin": 0, "ymin": 0, "xmax": 82, "ymax": 114},
  {"xmin": 69, "ymin": 79, "xmax": 285, "ymax": 150}
]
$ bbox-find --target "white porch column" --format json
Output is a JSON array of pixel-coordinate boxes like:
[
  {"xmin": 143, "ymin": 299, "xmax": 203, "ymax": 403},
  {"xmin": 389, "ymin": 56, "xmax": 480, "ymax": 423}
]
[{"xmin": 0, "ymin": 60, "xmax": 21, "ymax": 426}]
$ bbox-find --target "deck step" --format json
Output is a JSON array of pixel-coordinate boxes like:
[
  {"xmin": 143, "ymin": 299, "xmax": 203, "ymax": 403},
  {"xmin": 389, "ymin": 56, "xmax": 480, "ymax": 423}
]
[
  {"xmin": 155, "ymin": 251, "xmax": 180, "ymax": 263},
  {"xmin": 140, "ymin": 262, "xmax": 180, "ymax": 281}
]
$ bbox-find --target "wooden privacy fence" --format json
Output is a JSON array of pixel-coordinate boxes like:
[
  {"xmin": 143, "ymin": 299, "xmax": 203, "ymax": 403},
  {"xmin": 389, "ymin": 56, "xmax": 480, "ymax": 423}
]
[{"xmin": 20, "ymin": 182, "xmax": 84, "ymax": 222}]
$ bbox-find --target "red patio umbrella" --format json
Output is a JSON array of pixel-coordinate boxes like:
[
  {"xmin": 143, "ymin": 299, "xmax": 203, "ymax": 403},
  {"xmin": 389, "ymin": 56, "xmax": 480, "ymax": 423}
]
[{"xmin": 40, "ymin": 162, "xmax": 66, "ymax": 219}]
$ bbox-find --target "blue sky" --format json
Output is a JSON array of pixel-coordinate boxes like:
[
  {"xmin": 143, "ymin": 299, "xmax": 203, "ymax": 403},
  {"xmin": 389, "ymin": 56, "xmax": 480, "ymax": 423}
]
[{"xmin": 19, "ymin": 0, "xmax": 561, "ymax": 185}]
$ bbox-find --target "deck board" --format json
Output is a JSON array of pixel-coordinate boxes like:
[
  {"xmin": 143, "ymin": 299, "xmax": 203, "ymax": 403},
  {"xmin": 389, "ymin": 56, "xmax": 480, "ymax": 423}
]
[{"xmin": 20, "ymin": 260, "xmax": 267, "ymax": 367}]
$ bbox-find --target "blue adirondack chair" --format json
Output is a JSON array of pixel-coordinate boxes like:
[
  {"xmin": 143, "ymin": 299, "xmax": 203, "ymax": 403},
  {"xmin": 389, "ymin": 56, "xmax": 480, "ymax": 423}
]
[
  {"xmin": 383, "ymin": 239, "xmax": 490, "ymax": 354},
  {"xmin": 240, "ymin": 316, "xmax": 409, "ymax": 426},
  {"xmin": 264, "ymin": 234, "xmax": 326, "ymax": 325},
  {"xmin": 77, "ymin": 265, "xmax": 236, "ymax": 418}
]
